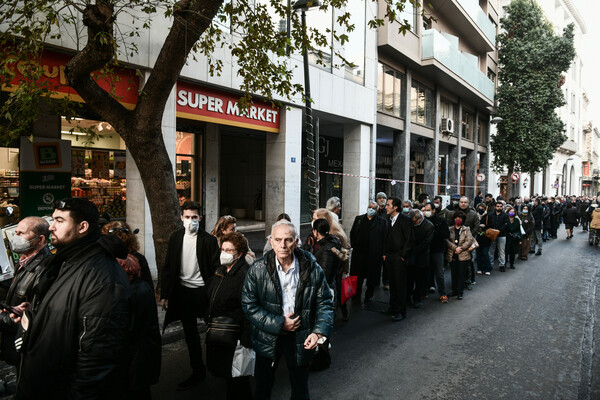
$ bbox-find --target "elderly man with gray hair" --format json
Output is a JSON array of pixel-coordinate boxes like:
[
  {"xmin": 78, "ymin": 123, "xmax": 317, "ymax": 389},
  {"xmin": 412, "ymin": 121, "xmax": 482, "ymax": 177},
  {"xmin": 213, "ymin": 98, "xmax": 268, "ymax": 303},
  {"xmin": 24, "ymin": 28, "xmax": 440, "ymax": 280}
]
[
  {"xmin": 407, "ymin": 209, "xmax": 434, "ymax": 309},
  {"xmin": 242, "ymin": 220, "xmax": 334, "ymax": 400}
]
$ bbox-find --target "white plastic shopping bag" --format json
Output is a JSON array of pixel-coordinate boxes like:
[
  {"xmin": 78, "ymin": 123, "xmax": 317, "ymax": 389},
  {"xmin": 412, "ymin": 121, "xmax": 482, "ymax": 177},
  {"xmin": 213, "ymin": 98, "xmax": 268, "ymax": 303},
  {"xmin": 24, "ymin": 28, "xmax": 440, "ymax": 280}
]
[{"xmin": 231, "ymin": 340, "xmax": 256, "ymax": 377}]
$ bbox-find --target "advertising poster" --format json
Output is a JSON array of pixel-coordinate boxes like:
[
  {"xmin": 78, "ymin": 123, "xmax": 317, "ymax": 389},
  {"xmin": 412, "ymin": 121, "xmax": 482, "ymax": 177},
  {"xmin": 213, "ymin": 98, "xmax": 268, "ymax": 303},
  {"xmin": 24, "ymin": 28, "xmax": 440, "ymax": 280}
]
[
  {"xmin": 91, "ymin": 150, "xmax": 110, "ymax": 179},
  {"xmin": 113, "ymin": 151, "xmax": 127, "ymax": 179},
  {"xmin": 20, "ymin": 137, "xmax": 72, "ymax": 217}
]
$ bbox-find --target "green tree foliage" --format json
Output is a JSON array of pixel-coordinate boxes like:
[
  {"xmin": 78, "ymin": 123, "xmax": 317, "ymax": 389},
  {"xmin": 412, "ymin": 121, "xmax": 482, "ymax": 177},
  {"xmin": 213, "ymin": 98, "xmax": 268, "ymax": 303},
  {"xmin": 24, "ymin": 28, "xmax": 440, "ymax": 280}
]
[
  {"xmin": 492, "ymin": 0, "xmax": 575, "ymax": 190},
  {"xmin": 0, "ymin": 0, "xmax": 421, "ymax": 288}
]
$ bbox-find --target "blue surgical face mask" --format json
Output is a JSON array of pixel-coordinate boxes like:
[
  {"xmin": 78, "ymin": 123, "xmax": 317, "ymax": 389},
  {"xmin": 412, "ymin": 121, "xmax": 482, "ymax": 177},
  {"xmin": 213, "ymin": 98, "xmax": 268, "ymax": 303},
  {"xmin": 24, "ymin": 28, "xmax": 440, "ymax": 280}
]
[
  {"xmin": 366, "ymin": 208, "xmax": 376, "ymax": 217},
  {"xmin": 402, "ymin": 207, "xmax": 410, "ymax": 214},
  {"xmin": 522, "ymin": 210, "xmax": 529, "ymax": 214}
]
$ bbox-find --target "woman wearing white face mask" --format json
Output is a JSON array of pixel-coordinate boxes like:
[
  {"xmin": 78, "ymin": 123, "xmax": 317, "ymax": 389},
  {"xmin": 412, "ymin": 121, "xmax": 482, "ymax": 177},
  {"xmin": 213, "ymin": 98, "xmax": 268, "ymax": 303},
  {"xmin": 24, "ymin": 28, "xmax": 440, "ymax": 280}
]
[{"xmin": 205, "ymin": 232, "xmax": 252, "ymax": 400}]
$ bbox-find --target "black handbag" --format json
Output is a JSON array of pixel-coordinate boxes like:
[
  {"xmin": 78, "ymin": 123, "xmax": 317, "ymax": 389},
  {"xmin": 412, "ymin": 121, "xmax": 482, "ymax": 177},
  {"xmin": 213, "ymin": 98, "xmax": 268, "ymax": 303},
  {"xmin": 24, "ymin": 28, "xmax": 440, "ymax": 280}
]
[{"xmin": 206, "ymin": 316, "xmax": 240, "ymax": 346}]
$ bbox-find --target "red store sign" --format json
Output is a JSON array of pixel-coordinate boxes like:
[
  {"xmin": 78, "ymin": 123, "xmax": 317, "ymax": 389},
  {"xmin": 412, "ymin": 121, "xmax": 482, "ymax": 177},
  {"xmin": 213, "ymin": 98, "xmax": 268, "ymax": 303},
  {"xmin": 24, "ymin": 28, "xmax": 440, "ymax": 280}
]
[
  {"xmin": 176, "ymin": 81, "xmax": 279, "ymax": 133},
  {"xmin": 1, "ymin": 49, "xmax": 139, "ymax": 109}
]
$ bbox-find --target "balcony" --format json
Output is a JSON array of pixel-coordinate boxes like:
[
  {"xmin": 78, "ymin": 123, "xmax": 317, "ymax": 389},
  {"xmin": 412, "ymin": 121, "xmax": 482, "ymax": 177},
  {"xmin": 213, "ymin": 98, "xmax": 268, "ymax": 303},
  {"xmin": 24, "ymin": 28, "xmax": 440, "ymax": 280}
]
[
  {"xmin": 422, "ymin": 29, "xmax": 495, "ymax": 102},
  {"xmin": 428, "ymin": 0, "xmax": 496, "ymax": 52}
]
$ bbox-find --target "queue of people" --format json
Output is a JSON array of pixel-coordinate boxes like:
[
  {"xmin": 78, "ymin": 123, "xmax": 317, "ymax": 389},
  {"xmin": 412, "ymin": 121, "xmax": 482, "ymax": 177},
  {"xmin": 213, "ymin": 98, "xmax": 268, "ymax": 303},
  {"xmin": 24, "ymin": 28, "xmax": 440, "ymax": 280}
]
[{"xmin": 0, "ymin": 192, "xmax": 596, "ymax": 399}]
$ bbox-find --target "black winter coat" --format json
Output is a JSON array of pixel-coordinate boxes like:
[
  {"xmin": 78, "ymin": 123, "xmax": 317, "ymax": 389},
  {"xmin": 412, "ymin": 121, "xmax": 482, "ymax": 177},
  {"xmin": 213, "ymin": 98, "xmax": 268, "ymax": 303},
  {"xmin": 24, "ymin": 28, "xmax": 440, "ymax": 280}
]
[
  {"xmin": 313, "ymin": 234, "xmax": 343, "ymax": 286},
  {"xmin": 126, "ymin": 278, "xmax": 161, "ymax": 391},
  {"xmin": 161, "ymin": 228, "xmax": 220, "ymax": 330},
  {"xmin": 489, "ymin": 211, "xmax": 510, "ymax": 237},
  {"xmin": 412, "ymin": 219, "xmax": 434, "ymax": 267},
  {"xmin": 564, "ymin": 207, "xmax": 580, "ymax": 225},
  {"xmin": 476, "ymin": 213, "xmax": 493, "ymax": 247},
  {"xmin": 426, "ymin": 214, "xmax": 449, "ymax": 254},
  {"xmin": 532, "ymin": 204, "xmax": 545, "ymax": 230},
  {"xmin": 349, "ymin": 214, "xmax": 388, "ymax": 286},
  {"xmin": 15, "ymin": 234, "xmax": 131, "ymax": 399},
  {"xmin": 206, "ymin": 258, "xmax": 251, "ymax": 378}
]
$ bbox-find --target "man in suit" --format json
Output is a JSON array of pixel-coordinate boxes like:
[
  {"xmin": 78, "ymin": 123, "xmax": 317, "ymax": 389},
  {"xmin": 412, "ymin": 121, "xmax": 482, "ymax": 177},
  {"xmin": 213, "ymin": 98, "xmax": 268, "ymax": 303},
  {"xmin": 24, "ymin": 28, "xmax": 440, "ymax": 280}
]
[
  {"xmin": 349, "ymin": 201, "xmax": 389, "ymax": 304},
  {"xmin": 382, "ymin": 197, "xmax": 413, "ymax": 322},
  {"xmin": 160, "ymin": 201, "xmax": 220, "ymax": 390}
]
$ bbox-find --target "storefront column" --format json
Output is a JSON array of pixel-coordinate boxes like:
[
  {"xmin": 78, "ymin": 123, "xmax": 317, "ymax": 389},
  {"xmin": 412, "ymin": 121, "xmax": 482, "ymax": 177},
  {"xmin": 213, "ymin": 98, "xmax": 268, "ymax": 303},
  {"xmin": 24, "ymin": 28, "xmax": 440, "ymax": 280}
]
[
  {"xmin": 204, "ymin": 123, "xmax": 220, "ymax": 231},
  {"xmin": 424, "ymin": 87, "xmax": 441, "ymax": 198},
  {"xmin": 342, "ymin": 123, "xmax": 371, "ymax": 233},
  {"xmin": 448, "ymin": 145, "xmax": 460, "ymax": 195},
  {"xmin": 391, "ymin": 68, "xmax": 412, "ymax": 200},
  {"xmin": 265, "ymin": 106, "xmax": 302, "ymax": 235},
  {"xmin": 465, "ymin": 111, "xmax": 478, "ymax": 199}
]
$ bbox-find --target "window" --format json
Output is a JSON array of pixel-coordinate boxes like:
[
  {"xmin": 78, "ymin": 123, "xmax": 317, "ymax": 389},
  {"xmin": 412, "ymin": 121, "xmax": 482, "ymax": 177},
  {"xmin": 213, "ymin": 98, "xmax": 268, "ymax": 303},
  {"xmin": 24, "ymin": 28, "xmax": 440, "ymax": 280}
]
[
  {"xmin": 399, "ymin": 1, "xmax": 417, "ymax": 33},
  {"xmin": 478, "ymin": 122, "xmax": 487, "ymax": 145},
  {"xmin": 571, "ymin": 92, "xmax": 576, "ymax": 113},
  {"xmin": 175, "ymin": 130, "xmax": 201, "ymax": 205},
  {"xmin": 462, "ymin": 110, "xmax": 474, "ymax": 141},
  {"xmin": 410, "ymin": 81, "xmax": 433, "ymax": 127},
  {"xmin": 487, "ymin": 68, "xmax": 496, "ymax": 85},
  {"xmin": 307, "ymin": 6, "xmax": 333, "ymax": 71},
  {"xmin": 440, "ymin": 99, "xmax": 456, "ymax": 124},
  {"xmin": 377, "ymin": 63, "xmax": 405, "ymax": 118},
  {"xmin": 422, "ymin": 17, "xmax": 432, "ymax": 31},
  {"xmin": 343, "ymin": 0, "xmax": 365, "ymax": 84}
]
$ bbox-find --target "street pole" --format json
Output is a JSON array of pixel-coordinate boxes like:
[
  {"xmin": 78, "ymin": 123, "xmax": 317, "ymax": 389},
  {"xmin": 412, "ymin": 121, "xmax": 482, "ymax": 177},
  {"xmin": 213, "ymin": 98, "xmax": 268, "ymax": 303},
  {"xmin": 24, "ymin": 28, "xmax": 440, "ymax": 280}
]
[{"xmin": 300, "ymin": 8, "xmax": 318, "ymax": 212}]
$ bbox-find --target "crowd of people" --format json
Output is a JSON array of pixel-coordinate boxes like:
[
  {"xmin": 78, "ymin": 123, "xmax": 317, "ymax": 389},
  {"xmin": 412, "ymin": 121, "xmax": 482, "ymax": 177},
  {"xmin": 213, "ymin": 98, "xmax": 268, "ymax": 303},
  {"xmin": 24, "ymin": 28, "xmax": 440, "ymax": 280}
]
[{"xmin": 0, "ymin": 191, "xmax": 598, "ymax": 399}]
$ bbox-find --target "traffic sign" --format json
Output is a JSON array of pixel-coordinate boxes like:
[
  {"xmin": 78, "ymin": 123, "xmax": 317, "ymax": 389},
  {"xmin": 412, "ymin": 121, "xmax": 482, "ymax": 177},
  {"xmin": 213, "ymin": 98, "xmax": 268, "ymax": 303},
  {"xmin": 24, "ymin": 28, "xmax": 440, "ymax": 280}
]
[
  {"xmin": 477, "ymin": 173, "xmax": 486, "ymax": 182},
  {"xmin": 553, "ymin": 182, "xmax": 559, "ymax": 189},
  {"xmin": 511, "ymin": 172, "xmax": 520, "ymax": 182}
]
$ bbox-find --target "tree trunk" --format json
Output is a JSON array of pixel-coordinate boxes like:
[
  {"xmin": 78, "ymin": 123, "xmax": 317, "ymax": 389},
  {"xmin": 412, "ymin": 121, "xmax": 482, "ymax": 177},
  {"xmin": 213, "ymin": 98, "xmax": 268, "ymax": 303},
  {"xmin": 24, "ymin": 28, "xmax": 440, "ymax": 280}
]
[{"xmin": 506, "ymin": 166, "xmax": 514, "ymax": 200}]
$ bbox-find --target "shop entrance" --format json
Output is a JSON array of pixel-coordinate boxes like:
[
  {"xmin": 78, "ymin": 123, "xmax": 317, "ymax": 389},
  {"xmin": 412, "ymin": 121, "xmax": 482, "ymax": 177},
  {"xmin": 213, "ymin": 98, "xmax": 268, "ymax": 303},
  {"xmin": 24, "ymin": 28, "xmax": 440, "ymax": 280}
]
[{"xmin": 220, "ymin": 129, "xmax": 266, "ymax": 222}]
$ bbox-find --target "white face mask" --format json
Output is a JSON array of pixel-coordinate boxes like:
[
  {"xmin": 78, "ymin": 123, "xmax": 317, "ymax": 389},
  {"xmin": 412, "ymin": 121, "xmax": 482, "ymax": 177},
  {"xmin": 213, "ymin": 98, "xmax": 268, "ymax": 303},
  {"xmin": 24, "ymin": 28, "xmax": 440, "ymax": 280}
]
[
  {"xmin": 424, "ymin": 211, "xmax": 432, "ymax": 218},
  {"xmin": 183, "ymin": 219, "xmax": 199, "ymax": 233},
  {"xmin": 434, "ymin": 203, "xmax": 440, "ymax": 209},
  {"xmin": 220, "ymin": 252, "xmax": 235, "ymax": 265},
  {"xmin": 9, "ymin": 235, "xmax": 36, "ymax": 254}
]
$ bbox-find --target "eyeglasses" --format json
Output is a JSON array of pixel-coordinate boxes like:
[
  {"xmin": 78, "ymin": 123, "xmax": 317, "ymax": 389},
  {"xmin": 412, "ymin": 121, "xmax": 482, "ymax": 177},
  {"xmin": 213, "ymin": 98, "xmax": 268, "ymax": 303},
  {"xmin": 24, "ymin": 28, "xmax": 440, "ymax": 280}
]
[{"xmin": 108, "ymin": 228, "xmax": 130, "ymax": 234}]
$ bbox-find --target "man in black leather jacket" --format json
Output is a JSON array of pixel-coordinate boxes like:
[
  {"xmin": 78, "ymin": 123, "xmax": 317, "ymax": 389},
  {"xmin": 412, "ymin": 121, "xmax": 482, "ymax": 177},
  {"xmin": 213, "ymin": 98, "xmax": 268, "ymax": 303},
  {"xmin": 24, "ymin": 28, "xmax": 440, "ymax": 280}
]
[
  {"xmin": 13, "ymin": 198, "xmax": 131, "ymax": 399},
  {"xmin": 0, "ymin": 217, "xmax": 51, "ymax": 365}
]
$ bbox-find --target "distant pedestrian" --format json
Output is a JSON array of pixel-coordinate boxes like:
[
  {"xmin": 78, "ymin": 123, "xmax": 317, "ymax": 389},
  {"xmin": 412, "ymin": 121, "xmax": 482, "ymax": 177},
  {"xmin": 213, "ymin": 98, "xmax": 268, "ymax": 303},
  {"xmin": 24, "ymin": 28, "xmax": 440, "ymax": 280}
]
[
  {"xmin": 349, "ymin": 201, "xmax": 388, "ymax": 304},
  {"xmin": 564, "ymin": 203, "xmax": 579, "ymax": 240},
  {"xmin": 446, "ymin": 211, "xmax": 474, "ymax": 300},
  {"xmin": 422, "ymin": 203, "xmax": 449, "ymax": 302}
]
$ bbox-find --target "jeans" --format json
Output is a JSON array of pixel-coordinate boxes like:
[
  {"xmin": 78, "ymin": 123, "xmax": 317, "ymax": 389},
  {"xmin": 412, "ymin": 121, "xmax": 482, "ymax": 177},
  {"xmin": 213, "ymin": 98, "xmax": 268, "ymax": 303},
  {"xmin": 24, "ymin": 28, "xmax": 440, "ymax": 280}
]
[
  {"xmin": 255, "ymin": 334, "xmax": 309, "ymax": 400},
  {"xmin": 477, "ymin": 245, "xmax": 492, "ymax": 273},
  {"xmin": 429, "ymin": 252, "xmax": 445, "ymax": 296},
  {"xmin": 489, "ymin": 236, "xmax": 506, "ymax": 268}
]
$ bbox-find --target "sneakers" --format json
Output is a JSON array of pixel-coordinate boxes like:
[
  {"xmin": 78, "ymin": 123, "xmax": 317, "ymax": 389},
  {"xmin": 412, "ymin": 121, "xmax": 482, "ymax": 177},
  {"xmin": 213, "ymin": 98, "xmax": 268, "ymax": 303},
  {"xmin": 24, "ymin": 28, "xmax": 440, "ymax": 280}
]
[
  {"xmin": 428, "ymin": 287, "xmax": 436, "ymax": 293},
  {"xmin": 440, "ymin": 295, "xmax": 448, "ymax": 303},
  {"xmin": 177, "ymin": 369, "xmax": 206, "ymax": 390},
  {"xmin": 535, "ymin": 250, "xmax": 542, "ymax": 256},
  {"xmin": 457, "ymin": 295, "xmax": 464, "ymax": 300},
  {"xmin": 485, "ymin": 271, "xmax": 491, "ymax": 276},
  {"xmin": 383, "ymin": 284, "xmax": 390, "ymax": 291},
  {"xmin": 477, "ymin": 270, "xmax": 483, "ymax": 275}
]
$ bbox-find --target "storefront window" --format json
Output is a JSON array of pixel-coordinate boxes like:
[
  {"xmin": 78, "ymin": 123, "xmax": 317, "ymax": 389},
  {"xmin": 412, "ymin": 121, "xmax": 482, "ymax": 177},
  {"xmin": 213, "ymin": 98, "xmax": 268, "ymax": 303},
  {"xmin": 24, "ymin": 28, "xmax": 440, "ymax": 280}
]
[
  {"xmin": 176, "ymin": 131, "xmax": 200, "ymax": 205},
  {"xmin": 62, "ymin": 117, "xmax": 127, "ymax": 218},
  {"xmin": 0, "ymin": 147, "xmax": 20, "ymax": 222},
  {"xmin": 410, "ymin": 81, "xmax": 433, "ymax": 127}
]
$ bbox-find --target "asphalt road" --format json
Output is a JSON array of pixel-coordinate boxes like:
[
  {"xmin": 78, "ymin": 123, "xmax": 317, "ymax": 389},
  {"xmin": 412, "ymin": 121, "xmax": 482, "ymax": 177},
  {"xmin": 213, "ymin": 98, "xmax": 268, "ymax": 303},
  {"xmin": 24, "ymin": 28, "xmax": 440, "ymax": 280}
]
[{"xmin": 152, "ymin": 226, "xmax": 600, "ymax": 400}]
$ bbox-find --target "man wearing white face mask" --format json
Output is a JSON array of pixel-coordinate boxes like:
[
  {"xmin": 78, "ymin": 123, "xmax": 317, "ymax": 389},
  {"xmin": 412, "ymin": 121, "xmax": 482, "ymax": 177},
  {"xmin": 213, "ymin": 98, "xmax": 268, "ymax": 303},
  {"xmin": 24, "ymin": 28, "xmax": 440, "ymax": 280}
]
[
  {"xmin": 161, "ymin": 201, "xmax": 220, "ymax": 390},
  {"xmin": 0, "ymin": 217, "xmax": 51, "ymax": 365}
]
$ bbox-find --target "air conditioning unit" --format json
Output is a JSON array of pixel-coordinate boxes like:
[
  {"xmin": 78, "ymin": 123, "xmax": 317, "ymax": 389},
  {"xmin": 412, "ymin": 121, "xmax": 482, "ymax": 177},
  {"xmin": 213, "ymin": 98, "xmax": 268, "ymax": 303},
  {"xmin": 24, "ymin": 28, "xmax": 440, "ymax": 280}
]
[{"xmin": 441, "ymin": 118, "xmax": 454, "ymax": 134}]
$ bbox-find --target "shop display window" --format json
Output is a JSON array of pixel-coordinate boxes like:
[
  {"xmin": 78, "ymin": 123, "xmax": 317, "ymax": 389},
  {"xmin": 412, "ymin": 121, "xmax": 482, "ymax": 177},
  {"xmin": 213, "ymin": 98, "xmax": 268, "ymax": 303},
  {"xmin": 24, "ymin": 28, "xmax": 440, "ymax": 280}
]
[
  {"xmin": 176, "ymin": 131, "xmax": 201, "ymax": 205},
  {"xmin": 62, "ymin": 117, "xmax": 127, "ymax": 218}
]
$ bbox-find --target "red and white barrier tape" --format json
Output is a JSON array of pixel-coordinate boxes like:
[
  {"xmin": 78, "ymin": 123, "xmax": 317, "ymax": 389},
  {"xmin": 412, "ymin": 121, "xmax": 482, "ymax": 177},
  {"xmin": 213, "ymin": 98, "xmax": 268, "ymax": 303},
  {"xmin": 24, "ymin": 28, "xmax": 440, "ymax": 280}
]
[{"xmin": 318, "ymin": 170, "xmax": 480, "ymax": 188}]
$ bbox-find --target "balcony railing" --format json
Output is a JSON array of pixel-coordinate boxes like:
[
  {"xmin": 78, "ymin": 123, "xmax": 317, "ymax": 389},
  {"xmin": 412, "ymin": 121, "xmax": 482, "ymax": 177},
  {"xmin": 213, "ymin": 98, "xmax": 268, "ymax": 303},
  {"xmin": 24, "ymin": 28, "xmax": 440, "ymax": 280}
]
[
  {"xmin": 455, "ymin": 0, "xmax": 496, "ymax": 45},
  {"xmin": 422, "ymin": 29, "xmax": 495, "ymax": 101}
]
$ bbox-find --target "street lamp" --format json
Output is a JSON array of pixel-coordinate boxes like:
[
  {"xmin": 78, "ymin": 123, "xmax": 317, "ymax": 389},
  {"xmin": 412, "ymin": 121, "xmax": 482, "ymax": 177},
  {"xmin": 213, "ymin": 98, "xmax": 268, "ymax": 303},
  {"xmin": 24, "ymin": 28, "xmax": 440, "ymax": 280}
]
[{"xmin": 293, "ymin": 0, "xmax": 320, "ymax": 212}]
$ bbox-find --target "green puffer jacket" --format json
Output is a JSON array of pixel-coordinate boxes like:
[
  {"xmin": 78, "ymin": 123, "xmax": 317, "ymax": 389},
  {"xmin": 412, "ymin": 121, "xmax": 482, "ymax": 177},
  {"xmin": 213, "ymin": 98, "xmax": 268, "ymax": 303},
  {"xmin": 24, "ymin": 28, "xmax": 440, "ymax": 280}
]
[{"xmin": 242, "ymin": 248, "xmax": 334, "ymax": 367}]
